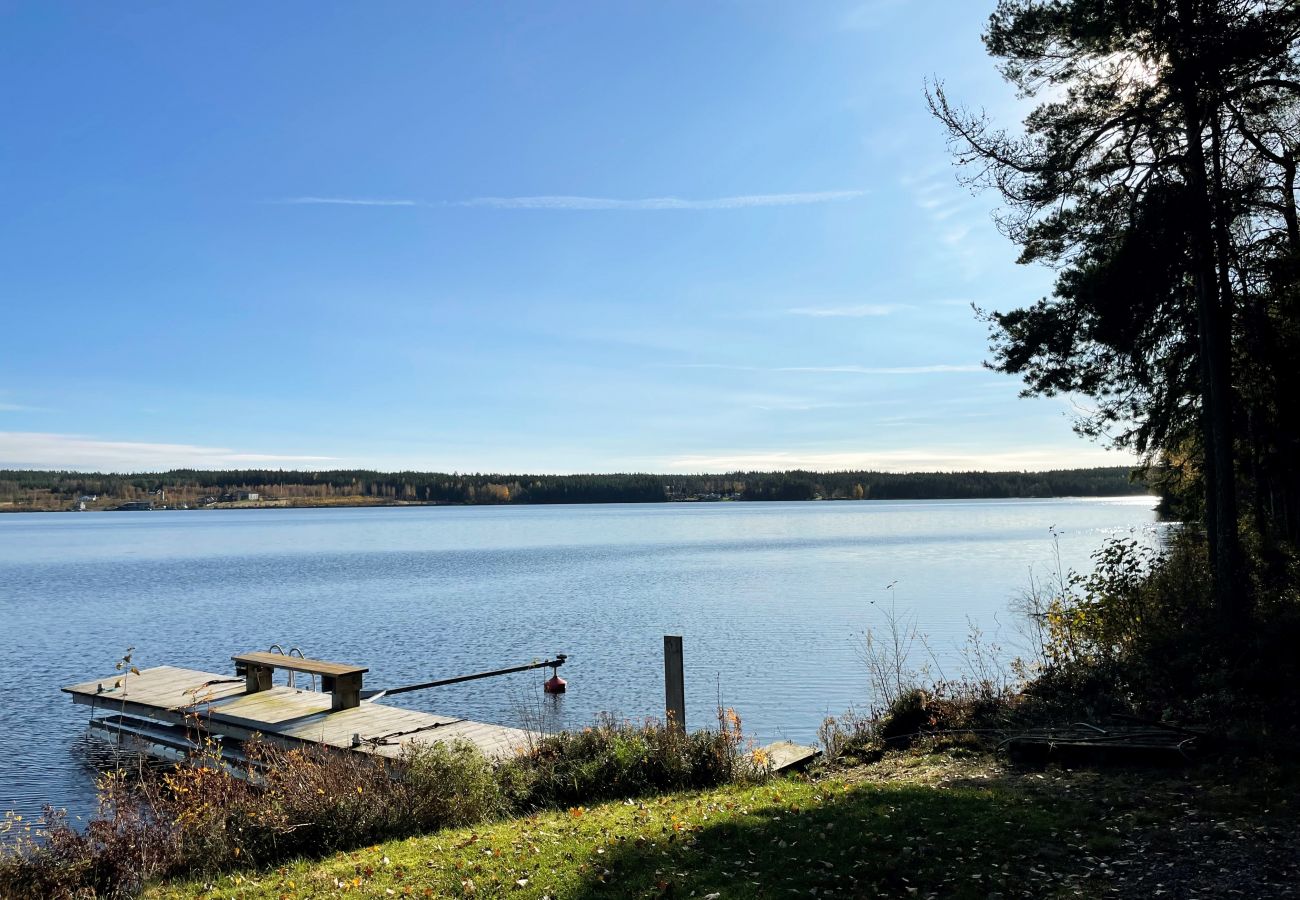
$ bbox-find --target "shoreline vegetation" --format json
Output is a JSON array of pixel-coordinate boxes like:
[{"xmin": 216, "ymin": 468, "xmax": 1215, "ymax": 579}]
[{"xmin": 0, "ymin": 466, "xmax": 1150, "ymax": 513}]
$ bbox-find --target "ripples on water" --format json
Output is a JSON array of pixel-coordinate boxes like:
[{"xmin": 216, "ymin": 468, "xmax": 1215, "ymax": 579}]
[{"xmin": 0, "ymin": 497, "xmax": 1162, "ymax": 822}]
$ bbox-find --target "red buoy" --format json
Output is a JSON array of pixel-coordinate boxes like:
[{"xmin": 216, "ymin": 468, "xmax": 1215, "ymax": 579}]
[{"xmin": 543, "ymin": 674, "xmax": 567, "ymax": 694}]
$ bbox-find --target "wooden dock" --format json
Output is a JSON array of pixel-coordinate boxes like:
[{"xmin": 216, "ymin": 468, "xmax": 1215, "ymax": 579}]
[
  {"xmin": 66, "ymin": 648, "xmax": 819, "ymax": 775},
  {"xmin": 64, "ymin": 661, "xmax": 534, "ymax": 764}
]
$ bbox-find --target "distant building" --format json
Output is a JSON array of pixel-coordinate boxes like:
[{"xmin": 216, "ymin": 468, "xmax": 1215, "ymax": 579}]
[
  {"xmin": 238, "ymin": 491, "xmax": 260, "ymax": 501},
  {"xmin": 77, "ymin": 494, "xmax": 98, "ymax": 502}
]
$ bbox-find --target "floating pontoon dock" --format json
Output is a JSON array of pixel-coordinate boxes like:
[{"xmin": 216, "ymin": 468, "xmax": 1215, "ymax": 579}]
[
  {"xmin": 64, "ymin": 645, "xmax": 823, "ymax": 774},
  {"xmin": 63, "ymin": 651, "xmax": 555, "ymax": 765}
]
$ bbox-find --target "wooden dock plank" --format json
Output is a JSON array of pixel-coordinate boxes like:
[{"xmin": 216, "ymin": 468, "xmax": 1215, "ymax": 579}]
[
  {"xmin": 207, "ymin": 688, "xmax": 333, "ymax": 726},
  {"xmin": 64, "ymin": 666, "xmax": 245, "ymax": 706},
  {"xmin": 64, "ymin": 667, "xmax": 247, "ymax": 715},
  {"xmin": 284, "ymin": 706, "xmax": 446, "ymax": 747}
]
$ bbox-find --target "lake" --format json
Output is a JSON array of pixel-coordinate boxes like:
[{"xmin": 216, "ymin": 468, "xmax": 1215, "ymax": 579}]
[{"xmin": 0, "ymin": 497, "xmax": 1162, "ymax": 822}]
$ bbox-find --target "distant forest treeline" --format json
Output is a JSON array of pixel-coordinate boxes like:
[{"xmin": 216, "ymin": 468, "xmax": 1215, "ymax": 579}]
[{"xmin": 0, "ymin": 466, "xmax": 1149, "ymax": 509}]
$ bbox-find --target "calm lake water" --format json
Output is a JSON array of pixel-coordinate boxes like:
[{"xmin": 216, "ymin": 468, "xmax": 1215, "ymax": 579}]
[{"xmin": 0, "ymin": 497, "xmax": 1162, "ymax": 821}]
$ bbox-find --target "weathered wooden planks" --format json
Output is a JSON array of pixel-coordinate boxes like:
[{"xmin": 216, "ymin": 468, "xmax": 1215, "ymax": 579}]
[
  {"xmin": 231, "ymin": 652, "xmax": 368, "ymax": 678},
  {"xmin": 64, "ymin": 666, "xmax": 247, "ymax": 714},
  {"xmin": 64, "ymin": 665, "xmax": 533, "ymax": 762}
]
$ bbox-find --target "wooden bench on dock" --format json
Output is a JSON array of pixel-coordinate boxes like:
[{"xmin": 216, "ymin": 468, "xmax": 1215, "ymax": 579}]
[{"xmin": 232, "ymin": 651, "xmax": 368, "ymax": 711}]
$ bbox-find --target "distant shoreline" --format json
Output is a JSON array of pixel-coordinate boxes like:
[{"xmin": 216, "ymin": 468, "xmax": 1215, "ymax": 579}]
[
  {"xmin": 0, "ymin": 464, "xmax": 1153, "ymax": 513},
  {"xmin": 0, "ymin": 492, "xmax": 1157, "ymax": 514}
]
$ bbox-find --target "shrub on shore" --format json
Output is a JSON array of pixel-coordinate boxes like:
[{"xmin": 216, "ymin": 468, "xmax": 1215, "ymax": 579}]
[
  {"xmin": 818, "ymin": 680, "xmax": 1020, "ymax": 766},
  {"xmin": 1014, "ymin": 531, "xmax": 1300, "ymax": 736},
  {"xmin": 0, "ymin": 712, "xmax": 764, "ymax": 899},
  {"xmin": 503, "ymin": 709, "xmax": 765, "ymax": 810}
]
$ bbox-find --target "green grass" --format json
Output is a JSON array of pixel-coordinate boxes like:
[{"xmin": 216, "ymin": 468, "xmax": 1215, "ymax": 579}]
[{"xmin": 148, "ymin": 755, "xmax": 1101, "ymax": 899}]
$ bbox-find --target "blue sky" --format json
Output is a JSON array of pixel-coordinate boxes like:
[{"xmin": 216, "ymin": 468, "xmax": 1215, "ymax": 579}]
[{"xmin": 0, "ymin": 1, "xmax": 1135, "ymax": 473}]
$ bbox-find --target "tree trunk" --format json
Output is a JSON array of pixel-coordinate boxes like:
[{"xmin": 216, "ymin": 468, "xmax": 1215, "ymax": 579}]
[
  {"xmin": 1172, "ymin": 11, "xmax": 1247, "ymax": 630},
  {"xmin": 1283, "ymin": 161, "xmax": 1299, "ymax": 253}
]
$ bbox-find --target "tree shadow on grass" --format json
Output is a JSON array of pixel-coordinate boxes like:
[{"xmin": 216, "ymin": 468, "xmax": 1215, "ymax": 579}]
[{"xmin": 565, "ymin": 776, "xmax": 1094, "ymax": 899}]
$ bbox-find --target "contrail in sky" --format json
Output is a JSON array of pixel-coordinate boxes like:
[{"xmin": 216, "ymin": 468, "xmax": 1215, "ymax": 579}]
[{"xmin": 272, "ymin": 190, "xmax": 868, "ymax": 210}]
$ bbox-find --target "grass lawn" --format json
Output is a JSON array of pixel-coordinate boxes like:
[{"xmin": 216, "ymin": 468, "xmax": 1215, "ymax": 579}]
[
  {"xmin": 146, "ymin": 748, "xmax": 1300, "ymax": 899},
  {"xmin": 148, "ymin": 753, "xmax": 1115, "ymax": 900}
]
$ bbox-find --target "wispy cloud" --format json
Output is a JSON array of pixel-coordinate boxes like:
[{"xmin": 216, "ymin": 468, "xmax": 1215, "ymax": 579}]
[
  {"xmin": 841, "ymin": 0, "xmax": 909, "ymax": 31},
  {"xmin": 900, "ymin": 165, "xmax": 1000, "ymax": 280},
  {"xmin": 672, "ymin": 363, "xmax": 984, "ymax": 375},
  {"xmin": 272, "ymin": 197, "xmax": 421, "ymax": 207},
  {"xmin": 0, "ymin": 432, "xmax": 337, "ymax": 471},
  {"xmin": 748, "ymin": 397, "xmax": 904, "ymax": 412},
  {"xmin": 454, "ymin": 190, "xmax": 867, "ymax": 210},
  {"xmin": 663, "ymin": 445, "xmax": 1138, "ymax": 474},
  {"xmin": 0, "ymin": 393, "xmax": 44, "ymax": 413},
  {"xmin": 917, "ymin": 193, "xmax": 966, "ymax": 221},
  {"xmin": 781, "ymin": 364, "xmax": 983, "ymax": 374},
  {"xmin": 940, "ymin": 225, "xmax": 973, "ymax": 246},
  {"xmin": 269, "ymin": 191, "xmax": 868, "ymax": 211},
  {"xmin": 784, "ymin": 303, "xmax": 902, "ymax": 318}
]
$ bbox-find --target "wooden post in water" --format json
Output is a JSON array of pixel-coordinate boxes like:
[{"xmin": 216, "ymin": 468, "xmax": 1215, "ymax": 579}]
[{"xmin": 663, "ymin": 635, "xmax": 685, "ymax": 733}]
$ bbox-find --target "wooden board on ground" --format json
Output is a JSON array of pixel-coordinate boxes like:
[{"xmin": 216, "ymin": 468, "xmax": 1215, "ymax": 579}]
[
  {"xmin": 1002, "ymin": 725, "xmax": 1198, "ymax": 767},
  {"xmin": 762, "ymin": 740, "xmax": 821, "ymax": 772}
]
